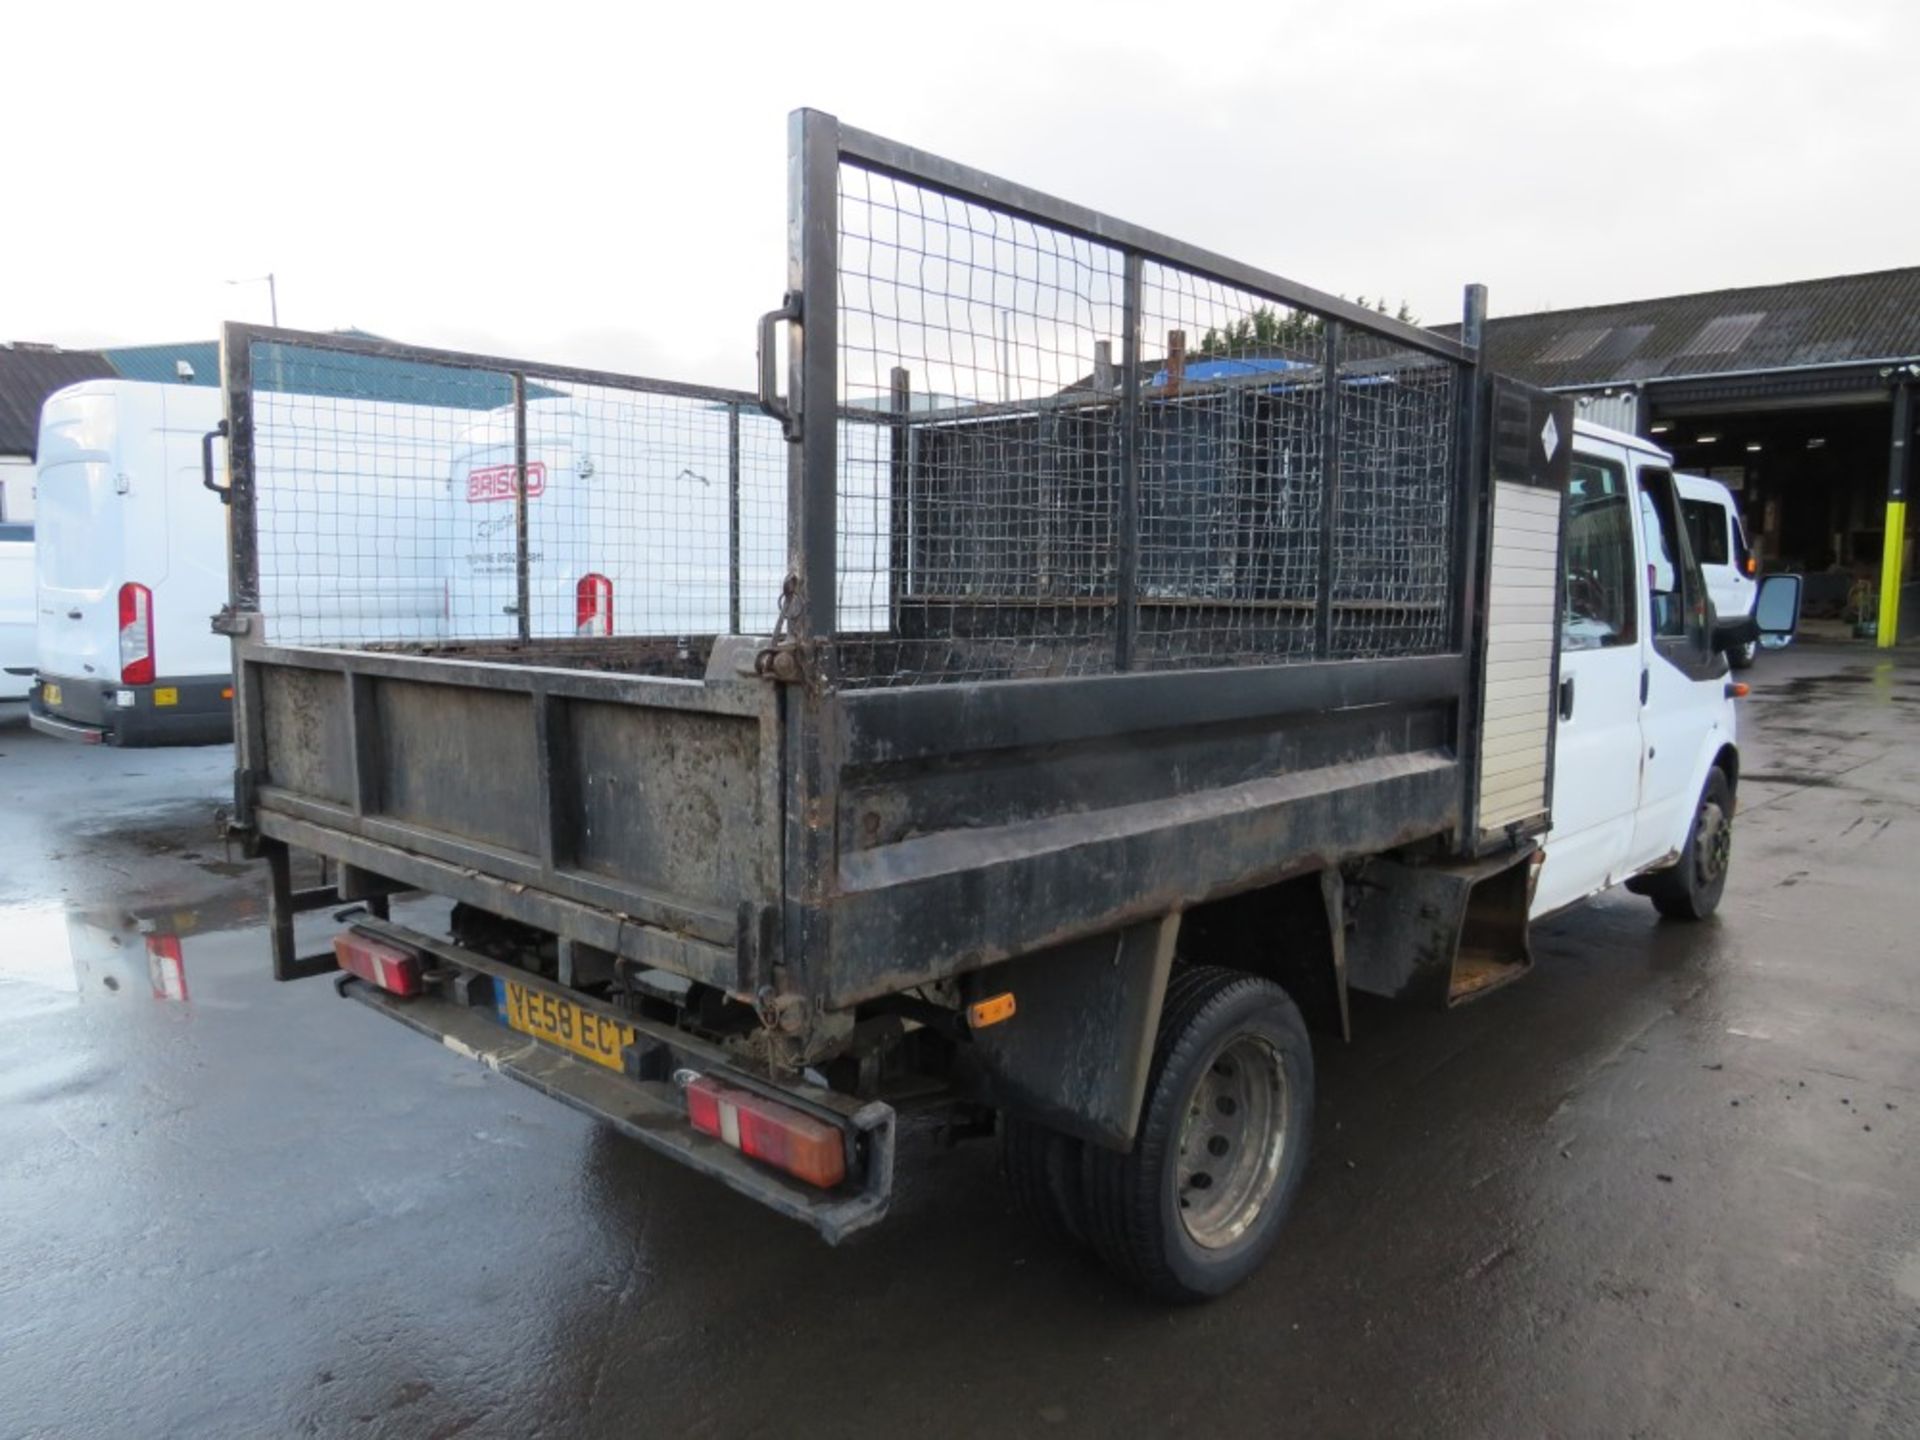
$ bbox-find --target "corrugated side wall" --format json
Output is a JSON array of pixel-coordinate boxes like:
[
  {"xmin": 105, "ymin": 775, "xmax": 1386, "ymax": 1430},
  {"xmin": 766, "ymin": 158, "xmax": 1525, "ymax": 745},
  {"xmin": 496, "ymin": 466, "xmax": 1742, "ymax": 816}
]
[{"xmin": 1476, "ymin": 479, "xmax": 1563, "ymax": 837}]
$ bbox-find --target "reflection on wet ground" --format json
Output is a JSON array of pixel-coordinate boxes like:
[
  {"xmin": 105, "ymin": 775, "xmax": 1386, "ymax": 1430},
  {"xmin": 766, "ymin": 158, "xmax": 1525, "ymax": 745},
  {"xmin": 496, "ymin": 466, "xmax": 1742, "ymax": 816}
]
[{"xmin": 1, "ymin": 650, "xmax": 1917, "ymax": 1439}]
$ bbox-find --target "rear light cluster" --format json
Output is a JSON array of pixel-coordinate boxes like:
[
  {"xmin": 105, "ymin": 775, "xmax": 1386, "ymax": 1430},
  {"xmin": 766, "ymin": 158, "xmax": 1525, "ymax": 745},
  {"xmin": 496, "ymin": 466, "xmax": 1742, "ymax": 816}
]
[
  {"xmin": 118, "ymin": 582, "xmax": 153, "ymax": 685},
  {"xmin": 333, "ymin": 931, "xmax": 423, "ymax": 997},
  {"xmin": 146, "ymin": 934, "xmax": 189, "ymax": 1003},
  {"xmin": 575, "ymin": 572, "xmax": 613, "ymax": 637},
  {"xmin": 683, "ymin": 1073, "xmax": 847, "ymax": 1188}
]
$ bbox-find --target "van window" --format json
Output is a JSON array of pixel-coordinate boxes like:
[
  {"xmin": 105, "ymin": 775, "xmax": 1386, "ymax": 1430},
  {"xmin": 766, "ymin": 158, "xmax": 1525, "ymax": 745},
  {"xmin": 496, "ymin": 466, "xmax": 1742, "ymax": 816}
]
[
  {"xmin": 1638, "ymin": 469, "xmax": 1688, "ymax": 639},
  {"xmin": 1562, "ymin": 453, "xmax": 1636, "ymax": 651},
  {"xmin": 1681, "ymin": 497, "xmax": 1730, "ymax": 566},
  {"xmin": 0, "ymin": 522, "xmax": 32, "ymax": 543}
]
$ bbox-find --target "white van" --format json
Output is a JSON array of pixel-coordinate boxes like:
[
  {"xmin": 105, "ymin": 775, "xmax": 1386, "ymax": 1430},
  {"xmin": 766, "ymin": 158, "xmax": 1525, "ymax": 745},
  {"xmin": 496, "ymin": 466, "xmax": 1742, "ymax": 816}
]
[
  {"xmin": 445, "ymin": 399, "xmax": 733, "ymax": 640},
  {"xmin": 1676, "ymin": 471, "xmax": 1759, "ymax": 668},
  {"xmin": 442, "ymin": 400, "xmax": 899, "ymax": 644},
  {"xmin": 30, "ymin": 381, "xmax": 233, "ymax": 744},
  {"xmin": 0, "ymin": 520, "xmax": 33, "ymax": 700},
  {"xmin": 1533, "ymin": 422, "xmax": 1795, "ymax": 920}
]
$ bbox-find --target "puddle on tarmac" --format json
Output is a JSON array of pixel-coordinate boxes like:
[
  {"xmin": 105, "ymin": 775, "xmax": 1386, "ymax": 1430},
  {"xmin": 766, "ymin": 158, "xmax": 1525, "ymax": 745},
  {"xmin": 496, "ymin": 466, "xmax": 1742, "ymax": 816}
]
[{"xmin": 0, "ymin": 890, "xmax": 448, "ymax": 1011}]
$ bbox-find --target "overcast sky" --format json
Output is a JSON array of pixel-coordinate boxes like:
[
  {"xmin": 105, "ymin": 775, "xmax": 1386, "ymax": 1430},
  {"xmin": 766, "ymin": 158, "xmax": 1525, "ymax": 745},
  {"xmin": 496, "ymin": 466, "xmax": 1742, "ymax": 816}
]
[{"xmin": 7, "ymin": 0, "xmax": 1913, "ymax": 388}]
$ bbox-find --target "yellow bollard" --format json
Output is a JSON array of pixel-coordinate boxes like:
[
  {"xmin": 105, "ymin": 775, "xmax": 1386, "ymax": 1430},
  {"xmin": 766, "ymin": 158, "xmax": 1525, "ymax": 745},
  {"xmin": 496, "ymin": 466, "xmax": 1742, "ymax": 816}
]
[{"xmin": 1879, "ymin": 500, "xmax": 1906, "ymax": 648}]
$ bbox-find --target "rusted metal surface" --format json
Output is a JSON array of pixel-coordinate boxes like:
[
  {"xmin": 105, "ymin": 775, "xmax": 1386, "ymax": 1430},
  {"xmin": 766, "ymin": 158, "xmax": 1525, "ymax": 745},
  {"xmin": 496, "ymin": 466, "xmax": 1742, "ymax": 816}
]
[
  {"xmin": 960, "ymin": 914, "xmax": 1179, "ymax": 1150},
  {"xmin": 1344, "ymin": 849, "xmax": 1536, "ymax": 1010}
]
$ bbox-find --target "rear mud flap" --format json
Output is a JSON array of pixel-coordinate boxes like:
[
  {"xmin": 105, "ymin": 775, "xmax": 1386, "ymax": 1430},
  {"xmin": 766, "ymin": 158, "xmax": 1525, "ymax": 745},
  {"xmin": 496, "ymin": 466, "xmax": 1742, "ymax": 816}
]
[{"xmin": 1344, "ymin": 849, "xmax": 1536, "ymax": 1009}]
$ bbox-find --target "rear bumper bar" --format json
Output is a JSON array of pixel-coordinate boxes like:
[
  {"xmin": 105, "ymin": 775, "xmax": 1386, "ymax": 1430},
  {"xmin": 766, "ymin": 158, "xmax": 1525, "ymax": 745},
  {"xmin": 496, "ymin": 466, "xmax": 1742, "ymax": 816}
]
[
  {"xmin": 30, "ymin": 672, "xmax": 234, "ymax": 747},
  {"xmin": 28, "ymin": 710, "xmax": 106, "ymax": 744},
  {"xmin": 334, "ymin": 922, "xmax": 896, "ymax": 1244}
]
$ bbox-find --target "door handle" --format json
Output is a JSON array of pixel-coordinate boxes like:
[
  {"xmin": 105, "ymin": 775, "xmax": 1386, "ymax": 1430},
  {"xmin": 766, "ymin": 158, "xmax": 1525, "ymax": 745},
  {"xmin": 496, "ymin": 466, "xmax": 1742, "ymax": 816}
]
[
  {"xmin": 202, "ymin": 420, "xmax": 230, "ymax": 504},
  {"xmin": 1558, "ymin": 675, "xmax": 1575, "ymax": 720},
  {"xmin": 756, "ymin": 294, "xmax": 800, "ymax": 440},
  {"xmin": 1640, "ymin": 668, "xmax": 1650, "ymax": 705}
]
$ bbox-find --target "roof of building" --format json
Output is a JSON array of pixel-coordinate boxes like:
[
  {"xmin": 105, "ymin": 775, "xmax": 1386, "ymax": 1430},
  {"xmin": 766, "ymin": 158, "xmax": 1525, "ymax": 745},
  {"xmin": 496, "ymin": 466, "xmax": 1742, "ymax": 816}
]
[
  {"xmin": 101, "ymin": 340, "xmax": 221, "ymax": 386},
  {"xmin": 1448, "ymin": 267, "xmax": 1920, "ymax": 390},
  {"xmin": 0, "ymin": 344, "xmax": 117, "ymax": 457}
]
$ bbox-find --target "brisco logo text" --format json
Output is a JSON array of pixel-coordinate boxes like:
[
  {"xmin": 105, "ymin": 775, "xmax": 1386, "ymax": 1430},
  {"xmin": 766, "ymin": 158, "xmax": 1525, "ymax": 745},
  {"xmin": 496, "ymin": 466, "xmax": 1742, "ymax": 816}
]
[{"xmin": 467, "ymin": 462, "xmax": 547, "ymax": 502}]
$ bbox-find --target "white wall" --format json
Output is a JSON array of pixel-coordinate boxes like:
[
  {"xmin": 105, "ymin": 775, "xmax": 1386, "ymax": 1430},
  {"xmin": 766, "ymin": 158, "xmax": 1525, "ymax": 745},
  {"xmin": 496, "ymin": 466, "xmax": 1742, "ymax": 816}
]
[{"xmin": 0, "ymin": 455, "xmax": 34, "ymax": 521}]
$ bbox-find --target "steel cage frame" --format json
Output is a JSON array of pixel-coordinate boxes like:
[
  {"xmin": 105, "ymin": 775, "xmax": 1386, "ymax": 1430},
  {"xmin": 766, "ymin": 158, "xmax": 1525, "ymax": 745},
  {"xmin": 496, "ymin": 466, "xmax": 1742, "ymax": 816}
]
[{"xmin": 778, "ymin": 107, "xmax": 1487, "ymax": 677}]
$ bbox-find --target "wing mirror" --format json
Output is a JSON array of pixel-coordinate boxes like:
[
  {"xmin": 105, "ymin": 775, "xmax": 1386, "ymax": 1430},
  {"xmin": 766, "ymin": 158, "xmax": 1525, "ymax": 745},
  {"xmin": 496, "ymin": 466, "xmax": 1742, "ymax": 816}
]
[
  {"xmin": 1753, "ymin": 573, "xmax": 1803, "ymax": 648},
  {"xmin": 1710, "ymin": 572, "xmax": 1803, "ymax": 656}
]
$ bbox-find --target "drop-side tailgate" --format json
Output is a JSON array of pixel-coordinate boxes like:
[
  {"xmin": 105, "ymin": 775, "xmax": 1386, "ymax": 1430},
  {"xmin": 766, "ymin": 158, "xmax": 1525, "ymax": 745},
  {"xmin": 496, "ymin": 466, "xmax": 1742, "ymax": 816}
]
[{"xmin": 240, "ymin": 642, "xmax": 781, "ymax": 991}]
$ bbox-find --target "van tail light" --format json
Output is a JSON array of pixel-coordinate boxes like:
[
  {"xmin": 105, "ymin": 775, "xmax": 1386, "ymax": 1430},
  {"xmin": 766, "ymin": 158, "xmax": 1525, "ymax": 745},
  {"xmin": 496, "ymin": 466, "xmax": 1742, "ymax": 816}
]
[
  {"xmin": 575, "ymin": 572, "xmax": 613, "ymax": 637},
  {"xmin": 333, "ymin": 931, "xmax": 423, "ymax": 997},
  {"xmin": 146, "ymin": 934, "xmax": 189, "ymax": 1003},
  {"xmin": 682, "ymin": 1073, "xmax": 847, "ymax": 1188},
  {"xmin": 118, "ymin": 582, "xmax": 154, "ymax": 684}
]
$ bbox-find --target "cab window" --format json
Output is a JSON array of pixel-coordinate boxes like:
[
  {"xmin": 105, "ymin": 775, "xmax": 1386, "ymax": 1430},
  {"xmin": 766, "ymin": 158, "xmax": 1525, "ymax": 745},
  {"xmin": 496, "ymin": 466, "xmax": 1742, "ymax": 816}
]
[
  {"xmin": 1637, "ymin": 467, "xmax": 1697, "ymax": 642},
  {"xmin": 1562, "ymin": 454, "xmax": 1636, "ymax": 651},
  {"xmin": 1681, "ymin": 498, "xmax": 1730, "ymax": 566}
]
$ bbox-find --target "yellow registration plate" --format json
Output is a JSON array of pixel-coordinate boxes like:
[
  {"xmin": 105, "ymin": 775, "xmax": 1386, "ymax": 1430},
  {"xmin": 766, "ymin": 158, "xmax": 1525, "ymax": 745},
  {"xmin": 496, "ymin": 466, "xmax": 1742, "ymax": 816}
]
[
  {"xmin": 501, "ymin": 979, "xmax": 635, "ymax": 1072},
  {"xmin": 153, "ymin": 687, "xmax": 179, "ymax": 707},
  {"xmin": 42, "ymin": 683, "xmax": 61, "ymax": 706}
]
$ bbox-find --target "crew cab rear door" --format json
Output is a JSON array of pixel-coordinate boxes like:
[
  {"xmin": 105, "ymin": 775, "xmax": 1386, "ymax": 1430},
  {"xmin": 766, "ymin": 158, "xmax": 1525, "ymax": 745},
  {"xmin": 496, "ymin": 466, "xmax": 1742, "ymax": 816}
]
[
  {"xmin": 1628, "ymin": 462, "xmax": 1724, "ymax": 870},
  {"xmin": 1533, "ymin": 440, "xmax": 1645, "ymax": 916}
]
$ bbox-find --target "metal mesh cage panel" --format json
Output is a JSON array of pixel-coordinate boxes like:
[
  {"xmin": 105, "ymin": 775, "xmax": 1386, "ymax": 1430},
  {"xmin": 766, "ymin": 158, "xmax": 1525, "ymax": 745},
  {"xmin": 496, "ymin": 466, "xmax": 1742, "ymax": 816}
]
[
  {"xmin": 826, "ymin": 159, "xmax": 1467, "ymax": 688},
  {"xmin": 1133, "ymin": 264, "xmax": 1325, "ymax": 670},
  {"xmin": 243, "ymin": 338, "xmax": 787, "ymax": 659},
  {"xmin": 835, "ymin": 164, "xmax": 1125, "ymax": 686},
  {"xmin": 1329, "ymin": 330, "xmax": 1459, "ymax": 659}
]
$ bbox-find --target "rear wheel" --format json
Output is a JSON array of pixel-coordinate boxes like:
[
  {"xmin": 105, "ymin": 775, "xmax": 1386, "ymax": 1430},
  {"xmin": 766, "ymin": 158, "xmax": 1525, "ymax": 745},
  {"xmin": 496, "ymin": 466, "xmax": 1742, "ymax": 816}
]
[
  {"xmin": 1080, "ymin": 966, "xmax": 1314, "ymax": 1303},
  {"xmin": 1645, "ymin": 769, "xmax": 1733, "ymax": 921},
  {"xmin": 1001, "ymin": 1114, "xmax": 1087, "ymax": 1246}
]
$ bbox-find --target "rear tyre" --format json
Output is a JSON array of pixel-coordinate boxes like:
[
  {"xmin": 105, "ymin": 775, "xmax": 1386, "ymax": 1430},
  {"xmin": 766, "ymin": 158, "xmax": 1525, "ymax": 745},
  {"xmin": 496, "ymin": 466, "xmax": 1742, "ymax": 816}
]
[
  {"xmin": 1645, "ymin": 769, "xmax": 1733, "ymax": 921},
  {"xmin": 1729, "ymin": 638, "xmax": 1757, "ymax": 670},
  {"xmin": 1080, "ymin": 966, "xmax": 1314, "ymax": 1303},
  {"xmin": 1001, "ymin": 1114, "xmax": 1087, "ymax": 1247}
]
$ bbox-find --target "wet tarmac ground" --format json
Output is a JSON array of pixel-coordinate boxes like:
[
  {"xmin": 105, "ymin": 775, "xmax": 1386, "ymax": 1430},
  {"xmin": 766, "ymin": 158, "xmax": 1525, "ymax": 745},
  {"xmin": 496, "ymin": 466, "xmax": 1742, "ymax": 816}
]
[{"xmin": 1, "ymin": 644, "xmax": 1917, "ymax": 1439}]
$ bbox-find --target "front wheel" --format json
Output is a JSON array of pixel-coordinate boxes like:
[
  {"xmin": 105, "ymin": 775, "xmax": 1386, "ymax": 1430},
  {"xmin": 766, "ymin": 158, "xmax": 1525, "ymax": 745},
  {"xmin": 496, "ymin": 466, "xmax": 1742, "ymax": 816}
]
[
  {"xmin": 1080, "ymin": 967, "xmax": 1314, "ymax": 1303},
  {"xmin": 1645, "ymin": 769, "xmax": 1733, "ymax": 921}
]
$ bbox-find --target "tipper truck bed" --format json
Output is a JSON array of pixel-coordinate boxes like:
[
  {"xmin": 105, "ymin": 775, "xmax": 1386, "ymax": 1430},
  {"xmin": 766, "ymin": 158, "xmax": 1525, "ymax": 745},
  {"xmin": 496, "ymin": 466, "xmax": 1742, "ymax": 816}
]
[{"xmin": 212, "ymin": 110, "xmax": 1705, "ymax": 1300}]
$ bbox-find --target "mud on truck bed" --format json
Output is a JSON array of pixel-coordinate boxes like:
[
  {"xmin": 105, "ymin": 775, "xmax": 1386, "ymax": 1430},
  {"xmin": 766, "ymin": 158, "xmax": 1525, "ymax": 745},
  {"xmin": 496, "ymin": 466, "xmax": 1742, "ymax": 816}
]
[{"xmin": 214, "ymin": 109, "xmax": 1571, "ymax": 1301}]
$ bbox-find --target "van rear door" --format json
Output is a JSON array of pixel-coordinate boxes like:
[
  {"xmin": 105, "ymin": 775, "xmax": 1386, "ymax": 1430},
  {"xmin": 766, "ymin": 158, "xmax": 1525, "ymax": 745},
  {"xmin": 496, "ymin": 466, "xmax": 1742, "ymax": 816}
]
[{"xmin": 35, "ymin": 388, "xmax": 153, "ymax": 682}]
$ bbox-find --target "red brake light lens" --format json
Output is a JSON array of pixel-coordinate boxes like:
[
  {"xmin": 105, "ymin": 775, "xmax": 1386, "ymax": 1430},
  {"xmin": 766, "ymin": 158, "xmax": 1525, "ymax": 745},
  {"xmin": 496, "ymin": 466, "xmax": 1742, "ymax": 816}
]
[
  {"xmin": 575, "ymin": 573, "xmax": 613, "ymax": 637},
  {"xmin": 332, "ymin": 931, "xmax": 423, "ymax": 997},
  {"xmin": 118, "ymin": 582, "xmax": 154, "ymax": 685},
  {"xmin": 684, "ymin": 1074, "xmax": 847, "ymax": 1188}
]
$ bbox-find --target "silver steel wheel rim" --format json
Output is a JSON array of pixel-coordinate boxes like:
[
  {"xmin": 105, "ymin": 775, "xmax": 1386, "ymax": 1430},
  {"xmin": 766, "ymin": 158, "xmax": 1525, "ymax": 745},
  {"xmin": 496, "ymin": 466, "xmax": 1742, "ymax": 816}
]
[
  {"xmin": 1696, "ymin": 800, "xmax": 1730, "ymax": 886},
  {"xmin": 1175, "ymin": 1034, "xmax": 1289, "ymax": 1250}
]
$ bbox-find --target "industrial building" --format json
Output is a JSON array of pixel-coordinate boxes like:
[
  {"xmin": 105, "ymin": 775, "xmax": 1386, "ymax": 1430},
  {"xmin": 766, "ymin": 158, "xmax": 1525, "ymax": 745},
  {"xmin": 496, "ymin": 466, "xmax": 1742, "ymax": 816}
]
[{"xmin": 1469, "ymin": 267, "xmax": 1919, "ymax": 642}]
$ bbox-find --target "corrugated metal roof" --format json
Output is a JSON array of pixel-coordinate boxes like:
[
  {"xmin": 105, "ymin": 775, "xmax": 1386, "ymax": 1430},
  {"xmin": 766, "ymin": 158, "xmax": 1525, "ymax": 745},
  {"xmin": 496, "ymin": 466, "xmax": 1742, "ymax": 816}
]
[
  {"xmin": 106, "ymin": 334, "xmax": 538, "ymax": 409},
  {"xmin": 0, "ymin": 344, "xmax": 117, "ymax": 457},
  {"xmin": 101, "ymin": 340, "xmax": 221, "ymax": 386},
  {"xmin": 1447, "ymin": 267, "xmax": 1920, "ymax": 389}
]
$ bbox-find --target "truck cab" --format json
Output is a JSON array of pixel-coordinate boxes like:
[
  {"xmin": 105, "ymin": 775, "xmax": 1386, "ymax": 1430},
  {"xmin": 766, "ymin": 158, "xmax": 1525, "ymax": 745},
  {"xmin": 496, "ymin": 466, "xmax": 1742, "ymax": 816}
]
[{"xmin": 1533, "ymin": 421, "xmax": 1760, "ymax": 920}]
